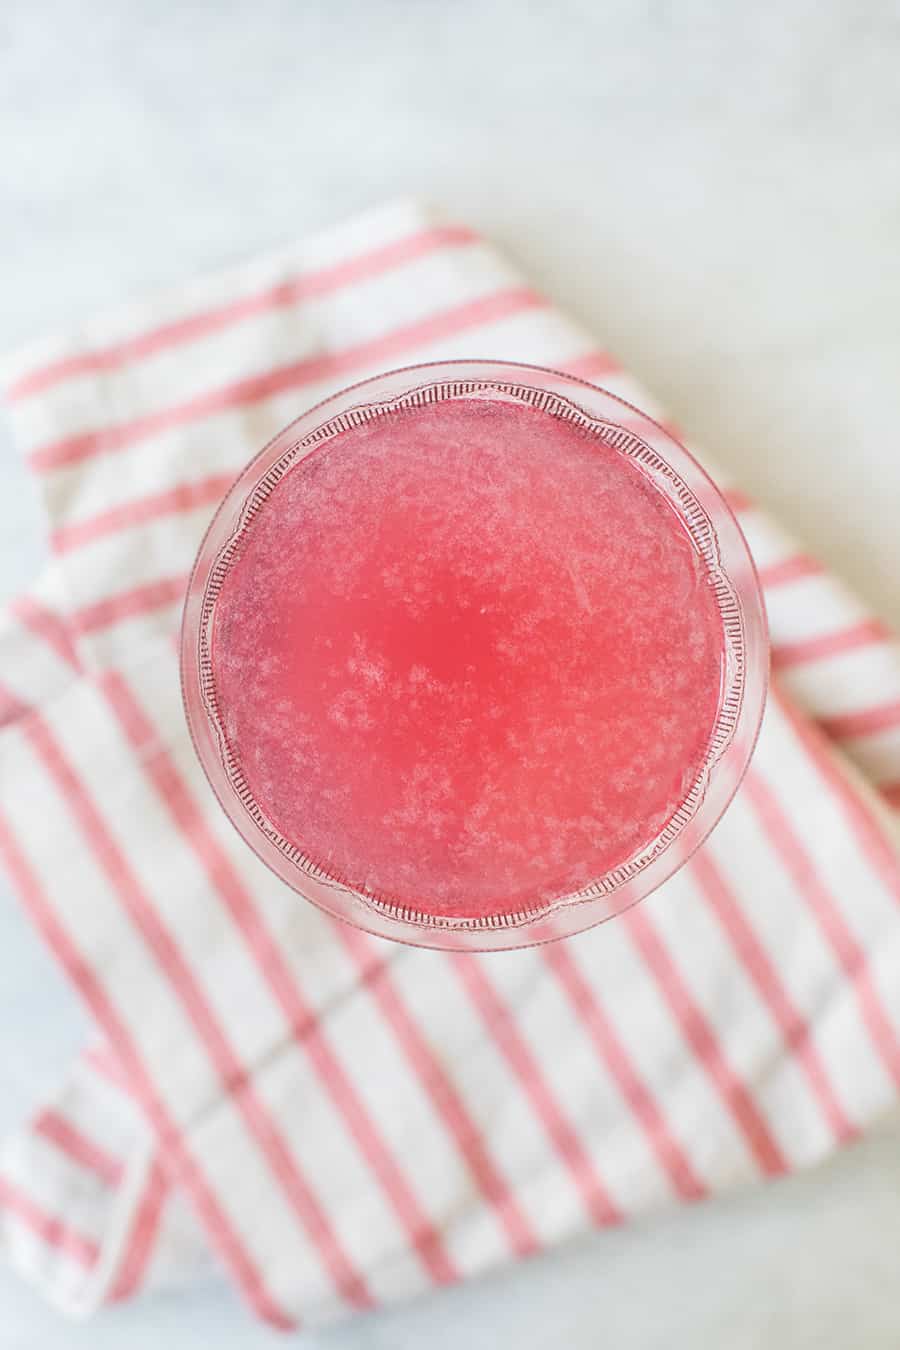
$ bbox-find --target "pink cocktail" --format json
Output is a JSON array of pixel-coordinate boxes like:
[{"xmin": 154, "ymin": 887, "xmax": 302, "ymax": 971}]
[{"xmin": 182, "ymin": 362, "xmax": 766, "ymax": 949}]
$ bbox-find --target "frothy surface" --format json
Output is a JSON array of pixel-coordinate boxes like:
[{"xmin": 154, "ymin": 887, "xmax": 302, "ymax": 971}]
[{"xmin": 211, "ymin": 396, "xmax": 725, "ymax": 919}]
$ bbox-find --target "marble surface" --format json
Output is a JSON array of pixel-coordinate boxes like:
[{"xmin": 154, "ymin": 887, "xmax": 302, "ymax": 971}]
[{"xmin": 2, "ymin": 1, "xmax": 900, "ymax": 1345}]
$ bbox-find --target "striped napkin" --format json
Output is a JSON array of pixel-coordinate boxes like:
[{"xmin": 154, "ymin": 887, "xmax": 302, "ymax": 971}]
[{"xmin": 2, "ymin": 199, "xmax": 900, "ymax": 1331}]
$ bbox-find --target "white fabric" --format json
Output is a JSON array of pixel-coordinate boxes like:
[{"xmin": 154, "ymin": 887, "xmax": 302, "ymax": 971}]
[{"xmin": 1, "ymin": 200, "xmax": 900, "ymax": 1330}]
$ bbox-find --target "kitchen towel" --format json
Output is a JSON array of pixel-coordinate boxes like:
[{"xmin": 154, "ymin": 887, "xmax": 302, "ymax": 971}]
[{"xmin": 2, "ymin": 199, "xmax": 900, "ymax": 1329}]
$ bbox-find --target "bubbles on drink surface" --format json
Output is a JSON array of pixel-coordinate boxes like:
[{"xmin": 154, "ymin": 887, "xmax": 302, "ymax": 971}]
[{"xmin": 212, "ymin": 395, "xmax": 725, "ymax": 919}]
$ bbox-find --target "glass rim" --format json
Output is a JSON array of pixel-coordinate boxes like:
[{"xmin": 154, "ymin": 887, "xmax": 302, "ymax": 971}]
[{"xmin": 181, "ymin": 358, "xmax": 769, "ymax": 951}]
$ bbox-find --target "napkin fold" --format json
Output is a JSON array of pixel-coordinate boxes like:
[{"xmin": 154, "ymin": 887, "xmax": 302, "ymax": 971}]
[{"xmin": 2, "ymin": 200, "xmax": 900, "ymax": 1330}]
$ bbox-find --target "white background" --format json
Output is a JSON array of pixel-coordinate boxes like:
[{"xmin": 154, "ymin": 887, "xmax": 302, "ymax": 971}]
[{"xmin": 2, "ymin": 2, "xmax": 900, "ymax": 1346}]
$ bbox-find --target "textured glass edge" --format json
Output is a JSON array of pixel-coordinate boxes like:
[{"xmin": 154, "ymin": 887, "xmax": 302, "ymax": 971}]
[{"xmin": 195, "ymin": 377, "xmax": 747, "ymax": 933}]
